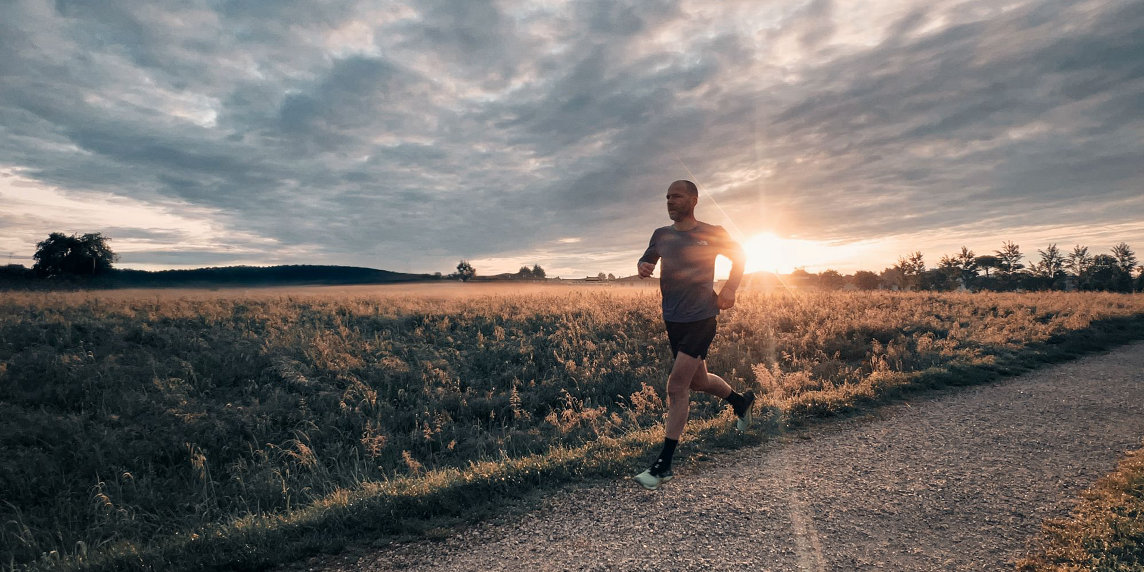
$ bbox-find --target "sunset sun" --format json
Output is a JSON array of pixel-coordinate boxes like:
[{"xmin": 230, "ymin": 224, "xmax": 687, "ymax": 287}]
[{"xmin": 741, "ymin": 233, "xmax": 814, "ymax": 275}]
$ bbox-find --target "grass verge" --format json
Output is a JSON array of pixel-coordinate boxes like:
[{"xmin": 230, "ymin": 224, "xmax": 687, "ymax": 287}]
[
  {"xmin": 4, "ymin": 290, "xmax": 1143, "ymax": 571},
  {"xmin": 1016, "ymin": 438, "xmax": 1144, "ymax": 571},
  {"xmin": 30, "ymin": 314, "xmax": 1144, "ymax": 572}
]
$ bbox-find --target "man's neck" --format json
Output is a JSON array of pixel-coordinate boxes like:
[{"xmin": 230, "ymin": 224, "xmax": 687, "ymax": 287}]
[{"xmin": 671, "ymin": 217, "xmax": 699, "ymax": 231}]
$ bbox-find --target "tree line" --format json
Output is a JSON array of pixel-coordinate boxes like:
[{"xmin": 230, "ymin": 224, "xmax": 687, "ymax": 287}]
[
  {"xmin": 5, "ymin": 232, "xmax": 1141, "ymax": 293},
  {"xmin": 795, "ymin": 241, "xmax": 1142, "ymax": 293},
  {"xmin": 445, "ymin": 260, "xmax": 550, "ymax": 281}
]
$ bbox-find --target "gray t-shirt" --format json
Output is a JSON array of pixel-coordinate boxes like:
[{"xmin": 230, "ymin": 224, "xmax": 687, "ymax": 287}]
[{"xmin": 639, "ymin": 222, "xmax": 740, "ymax": 322}]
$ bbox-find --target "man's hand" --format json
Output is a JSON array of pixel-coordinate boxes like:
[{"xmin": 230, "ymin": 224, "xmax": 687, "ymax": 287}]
[
  {"xmin": 717, "ymin": 287, "xmax": 737, "ymax": 310},
  {"xmin": 637, "ymin": 261, "xmax": 656, "ymax": 278}
]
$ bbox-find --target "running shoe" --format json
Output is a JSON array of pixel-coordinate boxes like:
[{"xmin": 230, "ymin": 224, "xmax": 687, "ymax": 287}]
[
  {"xmin": 735, "ymin": 390, "xmax": 756, "ymax": 431},
  {"xmin": 632, "ymin": 468, "xmax": 674, "ymax": 490}
]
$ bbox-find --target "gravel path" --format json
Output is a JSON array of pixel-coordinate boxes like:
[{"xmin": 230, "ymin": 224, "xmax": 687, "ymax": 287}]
[{"xmin": 306, "ymin": 342, "xmax": 1144, "ymax": 571}]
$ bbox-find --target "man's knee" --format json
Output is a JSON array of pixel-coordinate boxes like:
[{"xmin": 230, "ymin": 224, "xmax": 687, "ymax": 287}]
[{"xmin": 667, "ymin": 372, "xmax": 691, "ymax": 400}]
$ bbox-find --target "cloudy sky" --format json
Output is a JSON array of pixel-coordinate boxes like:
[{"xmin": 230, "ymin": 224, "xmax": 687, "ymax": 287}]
[{"xmin": 2, "ymin": 0, "xmax": 1141, "ymax": 278}]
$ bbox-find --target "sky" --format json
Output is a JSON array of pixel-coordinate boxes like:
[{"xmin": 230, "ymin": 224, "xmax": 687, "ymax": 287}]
[{"xmin": 1, "ymin": 0, "xmax": 1142, "ymax": 278}]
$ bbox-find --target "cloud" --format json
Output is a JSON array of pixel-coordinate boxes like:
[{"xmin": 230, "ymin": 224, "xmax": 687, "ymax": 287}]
[{"xmin": 1, "ymin": 0, "xmax": 1141, "ymax": 276}]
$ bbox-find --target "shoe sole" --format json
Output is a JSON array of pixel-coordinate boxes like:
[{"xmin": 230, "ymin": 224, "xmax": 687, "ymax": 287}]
[
  {"xmin": 633, "ymin": 472, "xmax": 673, "ymax": 490},
  {"xmin": 736, "ymin": 392, "xmax": 756, "ymax": 431},
  {"xmin": 736, "ymin": 410, "xmax": 752, "ymax": 431}
]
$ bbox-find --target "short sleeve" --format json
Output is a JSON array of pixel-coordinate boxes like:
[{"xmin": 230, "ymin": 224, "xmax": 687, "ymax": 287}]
[
  {"xmin": 639, "ymin": 230, "xmax": 661, "ymax": 265},
  {"xmin": 714, "ymin": 226, "xmax": 743, "ymax": 257}
]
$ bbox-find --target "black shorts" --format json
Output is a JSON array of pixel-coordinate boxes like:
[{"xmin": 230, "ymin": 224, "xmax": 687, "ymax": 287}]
[{"xmin": 665, "ymin": 316, "xmax": 717, "ymax": 360}]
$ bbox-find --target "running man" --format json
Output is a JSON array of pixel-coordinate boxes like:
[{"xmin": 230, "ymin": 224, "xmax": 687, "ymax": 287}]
[{"xmin": 633, "ymin": 179, "xmax": 755, "ymax": 490}]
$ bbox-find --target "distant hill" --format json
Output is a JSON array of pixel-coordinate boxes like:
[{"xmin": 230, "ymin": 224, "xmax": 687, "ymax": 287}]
[{"xmin": 0, "ymin": 264, "xmax": 437, "ymax": 290}]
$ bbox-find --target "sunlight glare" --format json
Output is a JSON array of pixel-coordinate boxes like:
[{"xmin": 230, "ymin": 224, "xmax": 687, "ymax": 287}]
[{"xmin": 744, "ymin": 232, "xmax": 817, "ymax": 274}]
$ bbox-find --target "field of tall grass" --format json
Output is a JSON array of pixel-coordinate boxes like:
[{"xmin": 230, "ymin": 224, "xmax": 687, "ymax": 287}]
[{"xmin": 2, "ymin": 285, "xmax": 1143, "ymax": 571}]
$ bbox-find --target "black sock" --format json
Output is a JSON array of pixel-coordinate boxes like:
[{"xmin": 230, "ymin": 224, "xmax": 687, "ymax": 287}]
[
  {"xmin": 651, "ymin": 438, "xmax": 678, "ymax": 475},
  {"xmin": 726, "ymin": 391, "xmax": 746, "ymax": 412}
]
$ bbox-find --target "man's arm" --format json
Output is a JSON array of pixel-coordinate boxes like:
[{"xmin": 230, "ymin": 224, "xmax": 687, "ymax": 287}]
[
  {"xmin": 637, "ymin": 231, "xmax": 660, "ymax": 278},
  {"xmin": 717, "ymin": 228, "xmax": 745, "ymax": 309}
]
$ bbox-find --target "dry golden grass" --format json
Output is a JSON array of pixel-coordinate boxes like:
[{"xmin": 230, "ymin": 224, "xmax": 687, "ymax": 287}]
[
  {"xmin": 1017, "ymin": 439, "xmax": 1144, "ymax": 571},
  {"xmin": 1, "ymin": 285, "xmax": 1142, "ymax": 571}
]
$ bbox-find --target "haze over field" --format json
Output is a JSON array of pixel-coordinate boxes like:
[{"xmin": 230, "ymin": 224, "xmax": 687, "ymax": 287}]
[{"xmin": 2, "ymin": 0, "xmax": 1142, "ymax": 277}]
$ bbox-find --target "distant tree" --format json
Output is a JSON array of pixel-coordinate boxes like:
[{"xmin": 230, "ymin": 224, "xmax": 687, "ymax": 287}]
[
  {"xmin": 994, "ymin": 241, "xmax": 1024, "ymax": 279},
  {"xmin": 597, "ymin": 272, "xmax": 607, "ymax": 280},
  {"xmin": 455, "ymin": 260, "xmax": 476, "ymax": 282},
  {"xmin": 1, "ymin": 263, "xmax": 30, "ymax": 280},
  {"xmin": 532, "ymin": 264, "xmax": 547, "ymax": 279},
  {"xmin": 33, "ymin": 232, "xmax": 118, "ymax": 277},
  {"xmin": 990, "ymin": 241, "xmax": 1024, "ymax": 290},
  {"xmin": 1111, "ymin": 242, "xmax": 1136, "ymax": 274},
  {"xmin": 1110, "ymin": 243, "xmax": 1136, "ymax": 292},
  {"xmin": 937, "ymin": 254, "xmax": 961, "ymax": 285},
  {"xmin": 953, "ymin": 246, "xmax": 979, "ymax": 288},
  {"xmin": 852, "ymin": 270, "xmax": 880, "ymax": 290},
  {"xmin": 975, "ymin": 255, "xmax": 1001, "ymax": 278},
  {"xmin": 1034, "ymin": 244, "xmax": 1066, "ymax": 289},
  {"xmin": 517, "ymin": 265, "xmax": 532, "ymax": 279},
  {"xmin": 894, "ymin": 251, "xmax": 925, "ymax": 290},
  {"xmin": 1066, "ymin": 245, "xmax": 1091, "ymax": 284},
  {"xmin": 606, "ymin": 273, "xmax": 615, "ymax": 280},
  {"xmin": 879, "ymin": 266, "xmax": 904, "ymax": 290},
  {"xmin": 1086, "ymin": 254, "xmax": 1120, "ymax": 291},
  {"xmin": 919, "ymin": 268, "xmax": 952, "ymax": 291},
  {"xmin": 817, "ymin": 269, "xmax": 844, "ymax": 290}
]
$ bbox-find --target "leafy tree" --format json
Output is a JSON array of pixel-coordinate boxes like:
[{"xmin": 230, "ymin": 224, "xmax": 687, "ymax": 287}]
[
  {"xmin": 975, "ymin": 255, "xmax": 1001, "ymax": 278},
  {"xmin": 597, "ymin": 272, "xmax": 607, "ymax": 280},
  {"xmin": 1110, "ymin": 243, "xmax": 1136, "ymax": 293},
  {"xmin": 879, "ymin": 266, "xmax": 904, "ymax": 290},
  {"xmin": 950, "ymin": 246, "xmax": 979, "ymax": 288},
  {"xmin": 455, "ymin": 260, "xmax": 476, "ymax": 282},
  {"xmin": 1034, "ymin": 243, "xmax": 1066, "ymax": 288},
  {"xmin": 33, "ymin": 232, "xmax": 118, "ymax": 276},
  {"xmin": 852, "ymin": 270, "xmax": 880, "ymax": 290},
  {"xmin": 817, "ymin": 269, "xmax": 844, "ymax": 290},
  {"xmin": 894, "ymin": 251, "xmax": 925, "ymax": 290},
  {"xmin": 994, "ymin": 241, "xmax": 1024, "ymax": 282},
  {"xmin": 938, "ymin": 254, "xmax": 961, "ymax": 285},
  {"xmin": 606, "ymin": 273, "xmax": 615, "ymax": 280},
  {"xmin": 1066, "ymin": 245, "xmax": 1091, "ymax": 282},
  {"xmin": 1111, "ymin": 242, "xmax": 1136, "ymax": 274},
  {"xmin": 517, "ymin": 266, "xmax": 532, "ymax": 279},
  {"xmin": 1085, "ymin": 254, "xmax": 1120, "ymax": 291},
  {"xmin": 532, "ymin": 264, "xmax": 547, "ymax": 279},
  {"xmin": 919, "ymin": 268, "xmax": 952, "ymax": 291}
]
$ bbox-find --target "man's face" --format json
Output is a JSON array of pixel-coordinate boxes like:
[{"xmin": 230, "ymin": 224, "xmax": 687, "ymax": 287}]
[{"xmin": 665, "ymin": 183, "xmax": 697, "ymax": 221}]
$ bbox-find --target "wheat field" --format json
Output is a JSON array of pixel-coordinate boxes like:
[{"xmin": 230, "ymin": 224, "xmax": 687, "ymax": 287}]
[{"xmin": 2, "ymin": 284, "xmax": 1142, "ymax": 570}]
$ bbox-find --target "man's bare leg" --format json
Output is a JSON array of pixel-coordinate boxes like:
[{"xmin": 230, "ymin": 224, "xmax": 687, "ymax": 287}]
[
  {"xmin": 634, "ymin": 352, "xmax": 701, "ymax": 489},
  {"xmin": 664, "ymin": 352, "xmax": 703, "ymax": 439},
  {"xmin": 689, "ymin": 360, "xmax": 732, "ymax": 398},
  {"xmin": 636, "ymin": 352, "xmax": 756, "ymax": 489},
  {"xmin": 692, "ymin": 363, "xmax": 755, "ymax": 429}
]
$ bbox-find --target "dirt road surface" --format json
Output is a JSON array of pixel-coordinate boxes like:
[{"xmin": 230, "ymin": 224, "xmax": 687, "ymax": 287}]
[{"xmin": 306, "ymin": 341, "xmax": 1144, "ymax": 571}]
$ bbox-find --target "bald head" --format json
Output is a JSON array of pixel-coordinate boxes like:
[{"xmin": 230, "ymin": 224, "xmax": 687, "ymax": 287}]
[{"xmin": 669, "ymin": 180, "xmax": 699, "ymax": 196}]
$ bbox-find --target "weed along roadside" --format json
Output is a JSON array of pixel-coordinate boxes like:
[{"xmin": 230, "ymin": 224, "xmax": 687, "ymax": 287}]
[
  {"xmin": 1017, "ymin": 437, "xmax": 1144, "ymax": 571},
  {"xmin": 2, "ymin": 289, "xmax": 1143, "ymax": 571}
]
